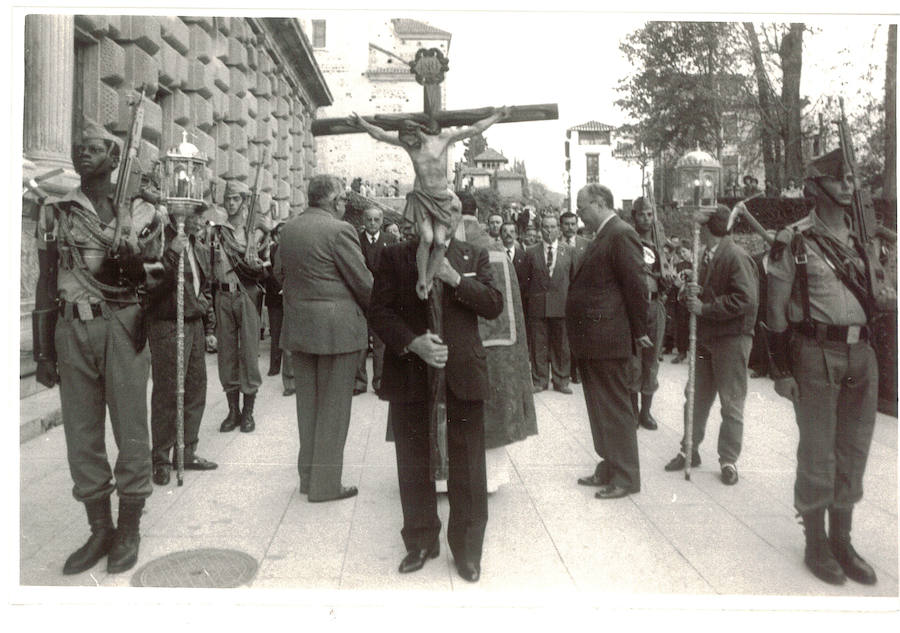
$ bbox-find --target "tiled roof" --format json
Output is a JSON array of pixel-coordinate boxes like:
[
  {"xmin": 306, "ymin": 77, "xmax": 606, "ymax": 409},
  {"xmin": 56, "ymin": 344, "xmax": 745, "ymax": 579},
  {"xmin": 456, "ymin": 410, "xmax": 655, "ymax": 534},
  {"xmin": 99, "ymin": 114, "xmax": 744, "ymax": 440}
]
[
  {"xmin": 567, "ymin": 120, "xmax": 616, "ymax": 132},
  {"xmin": 391, "ymin": 19, "xmax": 451, "ymax": 38},
  {"xmin": 474, "ymin": 148, "xmax": 508, "ymax": 162}
]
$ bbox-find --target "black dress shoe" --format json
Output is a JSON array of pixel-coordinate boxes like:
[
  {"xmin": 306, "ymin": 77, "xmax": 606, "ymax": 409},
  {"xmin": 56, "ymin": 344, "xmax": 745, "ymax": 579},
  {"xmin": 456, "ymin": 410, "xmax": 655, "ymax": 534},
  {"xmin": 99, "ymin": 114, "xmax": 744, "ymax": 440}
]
[
  {"xmin": 183, "ymin": 456, "xmax": 218, "ymax": 471},
  {"xmin": 283, "ymin": 387, "xmax": 296, "ymax": 397},
  {"xmin": 577, "ymin": 472, "xmax": 609, "ymax": 487},
  {"xmin": 399, "ymin": 542, "xmax": 440, "ymax": 573},
  {"xmin": 638, "ymin": 414, "xmax": 658, "ymax": 430},
  {"xmin": 152, "ymin": 464, "xmax": 171, "ymax": 486},
  {"xmin": 353, "ymin": 388, "xmax": 366, "ymax": 396},
  {"xmin": 553, "ymin": 384, "xmax": 573, "ymax": 394},
  {"xmin": 456, "ymin": 560, "xmax": 481, "ymax": 582},
  {"xmin": 720, "ymin": 463, "xmax": 739, "ymax": 485},
  {"xmin": 308, "ymin": 486, "xmax": 358, "ymax": 503},
  {"xmin": 532, "ymin": 385, "xmax": 546, "ymax": 393},
  {"xmin": 267, "ymin": 366, "xmax": 280, "ymax": 376},
  {"xmin": 664, "ymin": 452, "xmax": 701, "ymax": 471},
  {"xmin": 595, "ymin": 484, "xmax": 632, "ymax": 499}
]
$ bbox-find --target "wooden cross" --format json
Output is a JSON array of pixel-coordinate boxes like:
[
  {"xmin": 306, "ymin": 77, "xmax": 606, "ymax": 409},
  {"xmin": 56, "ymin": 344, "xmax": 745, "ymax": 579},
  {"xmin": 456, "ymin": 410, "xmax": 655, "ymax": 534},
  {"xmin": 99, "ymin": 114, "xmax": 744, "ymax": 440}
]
[{"xmin": 314, "ymin": 48, "xmax": 558, "ymax": 481}]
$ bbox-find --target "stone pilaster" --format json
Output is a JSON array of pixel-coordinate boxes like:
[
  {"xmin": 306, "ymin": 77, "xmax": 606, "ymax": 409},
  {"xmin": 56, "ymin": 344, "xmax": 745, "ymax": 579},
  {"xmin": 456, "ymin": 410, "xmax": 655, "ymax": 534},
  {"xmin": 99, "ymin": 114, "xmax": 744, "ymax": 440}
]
[{"xmin": 24, "ymin": 14, "xmax": 75, "ymax": 170}]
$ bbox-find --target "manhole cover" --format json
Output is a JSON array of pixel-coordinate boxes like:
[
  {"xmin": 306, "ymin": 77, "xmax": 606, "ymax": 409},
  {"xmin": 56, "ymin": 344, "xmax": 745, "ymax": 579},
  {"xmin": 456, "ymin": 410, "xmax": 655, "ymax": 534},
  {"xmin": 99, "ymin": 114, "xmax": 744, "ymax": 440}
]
[{"xmin": 131, "ymin": 548, "xmax": 258, "ymax": 588}]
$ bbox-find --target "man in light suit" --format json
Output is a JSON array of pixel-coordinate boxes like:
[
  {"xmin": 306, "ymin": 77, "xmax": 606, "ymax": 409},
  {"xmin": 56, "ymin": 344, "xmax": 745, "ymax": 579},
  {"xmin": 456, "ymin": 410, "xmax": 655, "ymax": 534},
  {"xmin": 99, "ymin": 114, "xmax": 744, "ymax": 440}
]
[
  {"xmin": 568, "ymin": 183, "xmax": 652, "ymax": 499},
  {"xmin": 355, "ymin": 206, "xmax": 397, "ymax": 395},
  {"xmin": 370, "ymin": 233, "xmax": 502, "ymax": 582},
  {"xmin": 523, "ymin": 213, "xmax": 575, "ymax": 394},
  {"xmin": 274, "ymin": 175, "xmax": 373, "ymax": 502}
]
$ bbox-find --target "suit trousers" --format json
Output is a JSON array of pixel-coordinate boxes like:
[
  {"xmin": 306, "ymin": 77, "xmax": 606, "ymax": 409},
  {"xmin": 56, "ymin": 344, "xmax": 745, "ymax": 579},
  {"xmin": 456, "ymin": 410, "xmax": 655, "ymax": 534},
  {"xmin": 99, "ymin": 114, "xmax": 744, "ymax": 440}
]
[
  {"xmin": 55, "ymin": 304, "xmax": 152, "ymax": 502},
  {"xmin": 629, "ymin": 300, "xmax": 666, "ymax": 394},
  {"xmin": 292, "ymin": 350, "xmax": 358, "ymax": 500},
  {"xmin": 282, "ymin": 350, "xmax": 294, "ymax": 391},
  {"xmin": 578, "ymin": 357, "xmax": 641, "ymax": 491},
  {"xmin": 792, "ymin": 335, "xmax": 877, "ymax": 514},
  {"xmin": 355, "ymin": 328, "xmax": 386, "ymax": 392},
  {"xmin": 267, "ymin": 300, "xmax": 284, "ymax": 372},
  {"xmin": 529, "ymin": 316, "xmax": 570, "ymax": 389},
  {"xmin": 215, "ymin": 289, "xmax": 262, "ymax": 395},
  {"xmin": 389, "ymin": 394, "xmax": 488, "ymax": 564},
  {"xmin": 149, "ymin": 318, "xmax": 207, "ymax": 466},
  {"xmin": 681, "ymin": 335, "xmax": 752, "ymax": 465}
]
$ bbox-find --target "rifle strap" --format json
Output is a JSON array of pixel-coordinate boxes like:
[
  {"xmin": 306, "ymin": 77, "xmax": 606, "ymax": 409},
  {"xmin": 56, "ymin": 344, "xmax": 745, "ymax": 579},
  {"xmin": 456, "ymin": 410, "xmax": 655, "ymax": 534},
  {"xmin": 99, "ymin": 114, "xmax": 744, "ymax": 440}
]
[
  {"xmin": 806, "ymin": 231, "xmax": 873, "ymax": 321},
  {"xmin": 790, "ymin": 230, "xmax": 812, "ymax": 327}
]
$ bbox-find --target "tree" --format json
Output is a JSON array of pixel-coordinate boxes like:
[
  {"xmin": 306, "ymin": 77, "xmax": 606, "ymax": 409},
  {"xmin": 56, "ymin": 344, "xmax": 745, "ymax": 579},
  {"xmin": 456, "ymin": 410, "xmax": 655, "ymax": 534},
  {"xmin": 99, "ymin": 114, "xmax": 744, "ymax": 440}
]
[
  {"xmin": 885, "ymin": 24, "xmax": 897, "ymax": 200},
  {"xmin": 463, "ymin": 132, "xmax": 488, "ymax": 165}
]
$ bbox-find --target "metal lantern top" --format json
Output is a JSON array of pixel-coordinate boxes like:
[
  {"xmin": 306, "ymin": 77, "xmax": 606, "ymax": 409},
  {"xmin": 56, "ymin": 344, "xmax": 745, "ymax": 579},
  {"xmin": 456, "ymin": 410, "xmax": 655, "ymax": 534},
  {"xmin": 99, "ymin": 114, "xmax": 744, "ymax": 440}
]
[
  {"xmin": 162, "ymin": 131, "xmax": 209, "ymax": 209},
  {"xmin": 674, "ymin": 147, "xmax": 721, "ymax": 210}
]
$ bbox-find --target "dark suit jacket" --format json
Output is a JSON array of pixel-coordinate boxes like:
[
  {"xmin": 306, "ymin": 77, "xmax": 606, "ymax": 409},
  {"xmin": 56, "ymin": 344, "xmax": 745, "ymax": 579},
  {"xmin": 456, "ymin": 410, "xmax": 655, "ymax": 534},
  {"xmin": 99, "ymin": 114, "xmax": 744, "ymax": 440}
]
[
  {"xmin": 696, "ymin": 236, "xmax": 759, "ymax": 343},
  {"xmin": 523, "ymin": 241, "xmax": 575, "ymax": 319},
  {"xmin": 274, "ymin": 207, "xmax": 372, "ymax": 355},
  {"xmin": 369, "ymin": 239, "xmax": 503, "ymax": 403},
  {"xmin": 358, "ymin": 229, "xmax": 397, "ymax": 274},
  {"xmin": 566, "ymin": 215, "xmax": 649, "ymax": 359},
  {"xmin": 501, "ymin": 242, "xmax": 529, "ymax": 295},
  {"xmin": 562, "ymin": 235, "xmax": 590, "ymax": 265}
]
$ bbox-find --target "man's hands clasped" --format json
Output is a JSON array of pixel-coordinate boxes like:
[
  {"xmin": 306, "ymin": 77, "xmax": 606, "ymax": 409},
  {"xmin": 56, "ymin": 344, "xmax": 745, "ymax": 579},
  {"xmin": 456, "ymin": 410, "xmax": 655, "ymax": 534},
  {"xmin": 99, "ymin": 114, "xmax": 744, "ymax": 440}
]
[{"xmin": 408, "ymin": 331, "xmax": 449, "ymax": 369}]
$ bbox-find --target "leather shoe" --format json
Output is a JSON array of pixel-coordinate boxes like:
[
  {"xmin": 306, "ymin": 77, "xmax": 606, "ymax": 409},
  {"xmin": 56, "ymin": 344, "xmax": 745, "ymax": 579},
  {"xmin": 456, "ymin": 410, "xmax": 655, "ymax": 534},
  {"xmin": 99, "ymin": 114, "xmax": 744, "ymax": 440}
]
[
  {"xmin": 595, "ymin": 484, "xmax": 632, "ymax": 499},
  {"xmin": 532, "ymin": 384, "xmax": 546, "ymax": 393},
  {"xmin": 353, "ymin": 388, "xmax": 366, "ymax": 396},
  {"xmin": 152, "ymin": 464, "xmax": 171, "ymax": 486},
  {"xmin": 553, "ymin": 384, "xmax": 573, "ymax": 395},
  {"xmin": 577, "ymin": 472, "xmax": 610, "ymax": 487},
  {"xmin": 639, "ymin": 413, "xmax": 658, "ymax": 430},
  {"xmin": 398, "ymin": 542, "xmax": 440, "ymax": 573},
  {"xmin": 184, "ymin": 456, "xmax": 218, "ymax": 471},
  {"xmin": 664, "ymin": 452, "xmax": 701, "ymax": 471},
  {"xmin": 267, "ymin": 366, "xmax": 280, "ymax": 376},
  {"xmin": 456, "ymin": 560, "xmax": 481, "ymax": 582},
  {"xmin": 283, "ymin": 387, "xmax": 296, "ymax": 397},
  {"xmin": 720, "ymin": 463, "xmax": 739, "ymax": 485},
  {"xmin": 671, "ymin": 353, "xmax": 686, "ymax": 364},
  {"xmin": 308, "ymin": 486, "xmax": 358, "ymax": 503}
]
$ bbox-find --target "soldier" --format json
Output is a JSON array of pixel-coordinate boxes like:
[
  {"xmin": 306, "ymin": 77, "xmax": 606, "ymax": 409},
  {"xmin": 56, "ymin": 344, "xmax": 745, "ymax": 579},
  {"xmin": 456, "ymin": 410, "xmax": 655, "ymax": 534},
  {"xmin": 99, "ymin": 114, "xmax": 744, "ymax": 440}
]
[
  {"xmin": 765, "ymin": 150, "xmax": 883, "ymax": 586},
  {"xmin": 32, "ymin": 121, "xmax": 160, "ymax": 575},
  {"xmin": 209, "ymin": 180, "xmax": 268, "ymax": 434},
  {"xmin": 628, "ymin": 197, "xmax": 671, "ymax": 430}
]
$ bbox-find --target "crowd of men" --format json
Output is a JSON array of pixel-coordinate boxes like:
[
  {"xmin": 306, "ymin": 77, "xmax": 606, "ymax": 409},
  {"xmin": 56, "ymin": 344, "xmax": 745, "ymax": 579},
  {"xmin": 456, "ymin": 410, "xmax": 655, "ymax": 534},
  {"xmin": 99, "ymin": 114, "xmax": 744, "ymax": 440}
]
[{"xmin": 28, "ymin": 120, "xmax": 887, "ymax": 589}]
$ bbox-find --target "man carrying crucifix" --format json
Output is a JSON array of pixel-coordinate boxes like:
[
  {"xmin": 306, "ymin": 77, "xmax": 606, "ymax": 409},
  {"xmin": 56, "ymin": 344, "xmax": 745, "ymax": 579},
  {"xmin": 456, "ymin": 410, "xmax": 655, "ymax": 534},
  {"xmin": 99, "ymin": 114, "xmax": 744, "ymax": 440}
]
[{"xmin": 347, "ymin": 107, "xmax": 510, "ymax": 300}]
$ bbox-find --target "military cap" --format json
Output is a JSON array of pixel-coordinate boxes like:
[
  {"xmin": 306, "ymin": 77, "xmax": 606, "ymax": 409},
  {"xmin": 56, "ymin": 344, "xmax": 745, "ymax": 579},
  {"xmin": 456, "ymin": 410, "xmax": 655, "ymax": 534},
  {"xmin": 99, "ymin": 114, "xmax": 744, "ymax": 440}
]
[
  {"xmin": 632, "ymin": 196, "xmax": 647, "ymax": 212},
  {"xmin": 804, "ymin": 148, "xmax": 844, "ymax": 181},
  {"xmin": 79, "ymin": 121, "xmax": 123, "ymax": 150},
  {"xmin": 224, "ymin": 180, "xmax": 250, "ymax": 197}
]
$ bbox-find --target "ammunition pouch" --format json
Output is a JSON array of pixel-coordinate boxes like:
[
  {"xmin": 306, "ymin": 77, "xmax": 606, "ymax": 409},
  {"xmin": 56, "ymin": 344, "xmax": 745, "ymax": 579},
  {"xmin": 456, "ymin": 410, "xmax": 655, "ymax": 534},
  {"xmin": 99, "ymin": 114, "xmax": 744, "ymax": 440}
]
[
  {"xmin": 32, "ymin": 307, "xmax": 59, "ymax": 363},
  {"xmin": 762, "ymin": 322, "xmax": 793, "ymax": 380}
]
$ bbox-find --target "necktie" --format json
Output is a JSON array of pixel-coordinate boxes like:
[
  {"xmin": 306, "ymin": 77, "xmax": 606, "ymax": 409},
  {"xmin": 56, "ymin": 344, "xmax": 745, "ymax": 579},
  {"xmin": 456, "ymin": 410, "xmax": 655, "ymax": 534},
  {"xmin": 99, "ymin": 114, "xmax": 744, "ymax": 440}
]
[
  {"xmin": 370, "ymin": 235, "xmax": 376, "ymax": 245},
  {"xmin": 507, "ymin": 248, "xmax": 513, "ymax": 262},
  {"xmin": 546, "ymin": 245, "xmax": 553, "ymax": 270}
]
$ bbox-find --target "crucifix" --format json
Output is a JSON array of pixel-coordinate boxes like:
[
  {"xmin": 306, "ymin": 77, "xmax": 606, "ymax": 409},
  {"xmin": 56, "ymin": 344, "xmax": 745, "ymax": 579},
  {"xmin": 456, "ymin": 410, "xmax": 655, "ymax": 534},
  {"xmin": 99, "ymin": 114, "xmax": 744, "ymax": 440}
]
[{"xmin": 314, "ymin": 48, "xmax": 558, "ymax": 481}]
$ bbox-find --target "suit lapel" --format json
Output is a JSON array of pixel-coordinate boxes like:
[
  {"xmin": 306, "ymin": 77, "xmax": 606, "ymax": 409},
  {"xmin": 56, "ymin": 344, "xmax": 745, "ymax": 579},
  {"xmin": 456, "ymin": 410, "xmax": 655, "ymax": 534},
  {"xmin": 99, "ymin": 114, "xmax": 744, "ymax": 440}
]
[{"xmin": 573, "ymin": 219, "xmax": 614, "ymax": 281}]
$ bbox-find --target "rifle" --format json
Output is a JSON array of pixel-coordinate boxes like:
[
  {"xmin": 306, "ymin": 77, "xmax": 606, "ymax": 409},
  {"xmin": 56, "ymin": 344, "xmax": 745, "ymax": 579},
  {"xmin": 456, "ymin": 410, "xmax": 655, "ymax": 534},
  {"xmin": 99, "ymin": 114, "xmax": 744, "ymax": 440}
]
[
  {"xmin": 244, "ymin": 149, "xmax": 268, "ymax": 264},
  {"xmin": 111, "ymin": 85, "xmax": 146, "ymax": 254},
  {"xmin": 643, "ymin": 172, "xmax": 671, "ymax": 279},
  {"xmin": 836, "ymin": 98, "xmax": 896, "ymax": 313}
]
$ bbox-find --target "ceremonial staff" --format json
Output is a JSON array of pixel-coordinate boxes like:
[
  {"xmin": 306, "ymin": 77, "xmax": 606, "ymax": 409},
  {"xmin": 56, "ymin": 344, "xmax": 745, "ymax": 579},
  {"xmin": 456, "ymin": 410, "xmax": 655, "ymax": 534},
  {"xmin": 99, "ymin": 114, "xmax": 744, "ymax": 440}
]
[
  {"xmin": 161, "ymin": 132, "xmax": 209, "ymax": 486},
  {"xmin": 674, "ymin": 149, "xmax": 721, "ymax": 481}
]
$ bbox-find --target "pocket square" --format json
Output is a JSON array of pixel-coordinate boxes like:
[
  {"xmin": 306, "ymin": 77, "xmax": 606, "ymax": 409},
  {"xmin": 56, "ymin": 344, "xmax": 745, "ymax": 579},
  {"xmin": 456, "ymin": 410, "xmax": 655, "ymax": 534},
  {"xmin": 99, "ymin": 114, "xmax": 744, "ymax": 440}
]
[{"xmin": 463, "ymin": 272, "xmax": 476, "ymax": 277}]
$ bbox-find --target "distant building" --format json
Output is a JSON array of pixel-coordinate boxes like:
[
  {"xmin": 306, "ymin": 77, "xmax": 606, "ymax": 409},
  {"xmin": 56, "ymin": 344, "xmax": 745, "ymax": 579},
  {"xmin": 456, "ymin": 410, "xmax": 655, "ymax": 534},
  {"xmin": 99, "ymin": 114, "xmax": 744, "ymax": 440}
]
[
  {"xmin": 565, "ymin": 120, "xmax": 649, "ymax": 213},
  {"xmin": 301, "ymin": 17, "xmax": 452, "ymax": 195},
  {"xmin": 455, "ymin": 147, "xmax": 526, "ymax": 197}
]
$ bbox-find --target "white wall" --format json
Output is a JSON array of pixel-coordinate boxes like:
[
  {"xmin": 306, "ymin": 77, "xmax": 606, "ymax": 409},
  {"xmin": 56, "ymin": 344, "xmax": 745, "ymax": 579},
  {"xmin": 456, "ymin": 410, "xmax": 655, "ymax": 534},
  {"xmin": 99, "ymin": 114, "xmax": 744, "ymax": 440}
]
[{"xmin": 567, "ymin": 130, "xmax": 647, "ymax": 213}]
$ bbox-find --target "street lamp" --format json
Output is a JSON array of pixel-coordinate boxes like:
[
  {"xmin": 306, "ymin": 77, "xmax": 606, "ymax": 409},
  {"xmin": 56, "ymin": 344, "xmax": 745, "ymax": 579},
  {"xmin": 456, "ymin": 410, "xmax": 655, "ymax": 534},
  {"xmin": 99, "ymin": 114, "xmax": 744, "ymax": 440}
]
[
  {"xmin": 160, "ymin": 132, "xmax": 209, "ymax": 487},
  {"xmin": 674, "ymin": 147, "xmax": 720, "ymax": 482}
]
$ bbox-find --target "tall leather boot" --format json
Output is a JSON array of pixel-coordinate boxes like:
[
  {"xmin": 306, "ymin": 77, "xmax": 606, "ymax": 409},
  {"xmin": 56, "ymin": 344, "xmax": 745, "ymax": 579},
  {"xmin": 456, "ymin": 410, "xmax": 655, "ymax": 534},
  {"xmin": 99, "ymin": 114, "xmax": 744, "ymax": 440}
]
[
  {"xmin": 107, "ymin": 497, "xmax": 144, "ymax": 574},
  {"xmin": 638, "ymin": 393, "xmax": 658, "ymax": 430},
  {"xmin": 829, "ymin": 507, "xmax": 878, "ymax": 584},
  {"xmin": 219, "ymin": 391, "xmax": 241, "ymax": 432},
  {"xmin": 63, "ymin": 497, "xmax": 116, "ymax": 575},
  {"xmin": 240, "ymin": 393, "xmax": 256, "ymax": 433},
  {"xmin": 801, "ymin": 507, "xmax": 846, "ymax": 585}
]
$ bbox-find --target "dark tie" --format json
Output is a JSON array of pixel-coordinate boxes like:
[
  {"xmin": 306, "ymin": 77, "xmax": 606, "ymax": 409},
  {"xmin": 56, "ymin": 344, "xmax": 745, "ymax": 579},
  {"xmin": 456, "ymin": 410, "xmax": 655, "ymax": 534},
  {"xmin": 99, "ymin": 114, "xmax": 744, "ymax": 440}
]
[
  {"xmin": 370, "ymin": 235, "xmax": 376, "ymax": 245},
  {"xmin": 507, "ymin": 248, "xmax": 513, "ymax": 262},
  {"xmin": 546, "ymin": 245, "xmax": 553, "ymax": 270}
]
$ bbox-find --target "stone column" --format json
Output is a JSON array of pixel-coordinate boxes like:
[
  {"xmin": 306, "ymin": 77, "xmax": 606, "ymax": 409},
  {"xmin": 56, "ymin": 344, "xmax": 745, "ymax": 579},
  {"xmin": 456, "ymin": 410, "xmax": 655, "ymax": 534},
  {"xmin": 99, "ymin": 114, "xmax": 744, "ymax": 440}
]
[{"xmin": 24, "ymin": 14, "xmax": 75, "ymax": 169}]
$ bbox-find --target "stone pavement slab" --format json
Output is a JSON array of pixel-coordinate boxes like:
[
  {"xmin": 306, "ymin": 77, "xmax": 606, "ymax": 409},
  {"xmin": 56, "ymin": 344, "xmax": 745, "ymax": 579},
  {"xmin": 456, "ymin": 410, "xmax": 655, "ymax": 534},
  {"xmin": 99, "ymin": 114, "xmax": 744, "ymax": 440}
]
[{"xmin": 16, "ymin": 345, "xmax": 899, "ymax": 608}]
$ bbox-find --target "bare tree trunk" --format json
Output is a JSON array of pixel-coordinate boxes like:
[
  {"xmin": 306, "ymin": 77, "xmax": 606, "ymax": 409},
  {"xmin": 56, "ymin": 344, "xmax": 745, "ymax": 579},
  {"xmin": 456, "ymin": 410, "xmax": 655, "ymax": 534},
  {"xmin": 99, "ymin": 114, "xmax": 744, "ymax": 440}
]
[
  {"xmin": 743, "ymin": 22, "xmax": 778, "ymax": 188},
  {"xmin": 781, "ymin": 23, "xmax": 805, "ymax": 187},
  {"xmin": 885, "ymin": 24, "xmax": 897, "ymax": 200}
]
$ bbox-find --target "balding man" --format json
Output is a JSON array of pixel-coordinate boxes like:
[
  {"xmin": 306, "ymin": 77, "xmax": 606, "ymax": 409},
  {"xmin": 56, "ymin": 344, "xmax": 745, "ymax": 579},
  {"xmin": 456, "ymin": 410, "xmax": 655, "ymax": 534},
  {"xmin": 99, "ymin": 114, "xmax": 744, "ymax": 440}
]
[{"xmin": 356, "ymin": 206, "xmax": 397, "ymax": 395}]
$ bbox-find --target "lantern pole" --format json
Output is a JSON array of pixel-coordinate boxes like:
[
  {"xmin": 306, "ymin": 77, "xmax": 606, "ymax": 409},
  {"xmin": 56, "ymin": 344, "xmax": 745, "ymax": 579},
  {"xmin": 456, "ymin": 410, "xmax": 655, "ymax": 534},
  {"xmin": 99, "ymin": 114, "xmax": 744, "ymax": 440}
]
[{"xmin": 685, "ymin": 181, "xmax": 701, "ymax": 482}]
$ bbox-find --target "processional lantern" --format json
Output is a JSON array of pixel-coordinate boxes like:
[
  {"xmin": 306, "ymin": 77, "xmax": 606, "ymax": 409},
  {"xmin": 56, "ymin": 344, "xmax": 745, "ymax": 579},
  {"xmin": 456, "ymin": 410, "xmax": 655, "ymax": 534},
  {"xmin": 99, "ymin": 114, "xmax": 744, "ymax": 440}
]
[
  {"xmin": 161, "ymin": 131, "xmax": 209, "ymax": 218},
  {"xmin": 673, "ymin": 147, "xmax": 720, "ymax": 483},
  {"xmin": 674, "ymin": 147, "xmax": 721, "ymax": 213}
]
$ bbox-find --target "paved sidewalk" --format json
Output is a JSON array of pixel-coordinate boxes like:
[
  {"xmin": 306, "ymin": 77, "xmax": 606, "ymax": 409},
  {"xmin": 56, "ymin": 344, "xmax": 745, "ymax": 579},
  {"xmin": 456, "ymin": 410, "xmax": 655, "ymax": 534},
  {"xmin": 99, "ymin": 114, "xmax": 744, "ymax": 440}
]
[{"xmin": 18, "ymin": 344, "xmax": 899, "ymax": 605}]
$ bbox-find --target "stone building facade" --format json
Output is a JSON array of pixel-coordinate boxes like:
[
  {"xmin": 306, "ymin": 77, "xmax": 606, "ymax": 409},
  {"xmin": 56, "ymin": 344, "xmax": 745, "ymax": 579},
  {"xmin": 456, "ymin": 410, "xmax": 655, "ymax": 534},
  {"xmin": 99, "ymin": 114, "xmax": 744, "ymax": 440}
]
[
  {"xmin": 300, "ymin": 17, "xmax": 452, "ymax": 193},
  {"xmin": 20, "ymin": 14, "xmax": 332, "ymax": 385}
]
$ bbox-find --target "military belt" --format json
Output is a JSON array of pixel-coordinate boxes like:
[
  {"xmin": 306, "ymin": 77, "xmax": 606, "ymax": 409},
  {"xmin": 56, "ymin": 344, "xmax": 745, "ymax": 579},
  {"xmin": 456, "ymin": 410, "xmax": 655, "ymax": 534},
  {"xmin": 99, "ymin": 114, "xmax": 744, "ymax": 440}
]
[
  {"xmin": 794, "ymin": 320, "xmax": 869, "ymax": 345},
  {"xmin": 213, "ymin": 282, "xmax": 241, "ymax": 292},
  {"xmin": 58, "ymin": 299, "xmax": 130, "ymax": 322}
]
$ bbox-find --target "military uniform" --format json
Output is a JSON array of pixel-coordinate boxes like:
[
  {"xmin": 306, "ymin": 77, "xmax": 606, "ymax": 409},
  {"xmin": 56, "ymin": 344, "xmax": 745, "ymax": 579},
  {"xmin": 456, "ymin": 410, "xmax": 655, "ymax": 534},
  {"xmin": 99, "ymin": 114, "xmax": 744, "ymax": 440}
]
[
  {"xmin": 765, "ymin": 148, "xmax": 882, "ymax": 586},
  {"xmin": 31, "ymin": 121, "xmax": 161, "ymax": 575},
  {"xmin": 209, "ymin": 181, "xmax": 268, "ymax": 433}
]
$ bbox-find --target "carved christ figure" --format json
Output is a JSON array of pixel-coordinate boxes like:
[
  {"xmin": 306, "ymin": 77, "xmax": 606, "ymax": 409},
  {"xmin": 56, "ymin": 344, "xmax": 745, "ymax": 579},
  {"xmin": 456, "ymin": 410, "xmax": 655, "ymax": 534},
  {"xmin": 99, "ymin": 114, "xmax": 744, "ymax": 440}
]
[{"xmin": 348, "ymin": 107, "xmax": 510, "ymax": 299}]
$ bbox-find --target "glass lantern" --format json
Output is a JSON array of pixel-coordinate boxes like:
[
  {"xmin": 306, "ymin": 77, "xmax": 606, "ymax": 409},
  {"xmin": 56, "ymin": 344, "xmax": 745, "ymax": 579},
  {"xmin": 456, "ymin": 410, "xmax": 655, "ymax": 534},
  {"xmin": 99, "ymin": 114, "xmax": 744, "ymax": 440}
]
[
  {"xmin": 674, "ymin": 148, "xmax": 721, "ymax": 213},
  {"xmin": 162, "ymin": 131, "xmax": 209, "ymax": 220}
]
